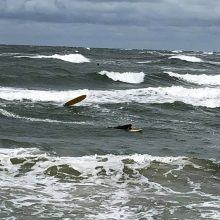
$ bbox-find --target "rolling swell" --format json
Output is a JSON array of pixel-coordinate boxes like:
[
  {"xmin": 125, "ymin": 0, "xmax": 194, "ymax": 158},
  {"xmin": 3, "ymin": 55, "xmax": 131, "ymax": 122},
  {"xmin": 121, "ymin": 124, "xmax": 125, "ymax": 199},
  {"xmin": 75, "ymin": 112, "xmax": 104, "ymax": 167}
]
[
  {"xmin": 1, "ymin": 45, "xmax": 220, "ymax": 219},
  {"xmin": 1, "ymin": 48, "xmax": 219, "ymax": 89}
]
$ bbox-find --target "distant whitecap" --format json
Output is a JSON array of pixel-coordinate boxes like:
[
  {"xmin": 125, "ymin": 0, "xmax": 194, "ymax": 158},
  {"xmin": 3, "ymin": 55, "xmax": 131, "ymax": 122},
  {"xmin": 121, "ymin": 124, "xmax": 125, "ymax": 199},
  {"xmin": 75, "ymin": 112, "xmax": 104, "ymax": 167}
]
[
  {"xmin": 169, "ymin": 55, "xmax": 203, "ymax": 62},
  {"xmin": 15, "ymin": 53, "xmax": 90, "ymax": 63},
  {"xmin": 172, "ymin": 50, "xmax": 183, "ymax": 53}
]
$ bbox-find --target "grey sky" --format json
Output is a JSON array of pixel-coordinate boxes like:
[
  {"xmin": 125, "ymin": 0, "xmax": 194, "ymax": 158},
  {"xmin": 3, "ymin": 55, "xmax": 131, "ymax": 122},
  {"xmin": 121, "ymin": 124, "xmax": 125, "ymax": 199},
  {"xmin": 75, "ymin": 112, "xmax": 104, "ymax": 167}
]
[{"xmin": 0, "ymin": 0, "xmax": 220, "ymax": 51}]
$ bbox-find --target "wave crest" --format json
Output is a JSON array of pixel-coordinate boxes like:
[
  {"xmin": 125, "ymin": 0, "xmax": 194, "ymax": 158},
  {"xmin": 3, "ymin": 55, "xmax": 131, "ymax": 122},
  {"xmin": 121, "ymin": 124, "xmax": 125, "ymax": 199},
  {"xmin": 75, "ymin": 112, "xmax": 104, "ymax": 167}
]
[
  {"xmin": 1, "ymin": 86, "xmax": 220, "ymax": 108},
  {"xmin": 0, "ymin": 86, "xmax": 88, "ymax": 103},
  {"xmin": 15, "ymin": 53, "xmax": 90, "ymax": 63},
  {"xmin": 169, "ymin": 55, "xmax": 203, "ymax": 63},
  {"xmin": 98, "ymin": 70, "xmax": 145, "ymax": 84},
  {"xmin": 165, "ymin": 71, "xmax": 220, "ymax": 86}
]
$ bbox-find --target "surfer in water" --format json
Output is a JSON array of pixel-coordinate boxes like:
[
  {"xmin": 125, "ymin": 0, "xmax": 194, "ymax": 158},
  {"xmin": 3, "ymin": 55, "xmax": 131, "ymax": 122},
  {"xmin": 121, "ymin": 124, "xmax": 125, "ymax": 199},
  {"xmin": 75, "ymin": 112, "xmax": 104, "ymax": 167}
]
[
  {"xmin": 112, "ymin": 124, "xmax": 132, "ymax": 130},
  {"xmin": 108, "ymin": 123, "xmax": 142, "ymax": 132}
]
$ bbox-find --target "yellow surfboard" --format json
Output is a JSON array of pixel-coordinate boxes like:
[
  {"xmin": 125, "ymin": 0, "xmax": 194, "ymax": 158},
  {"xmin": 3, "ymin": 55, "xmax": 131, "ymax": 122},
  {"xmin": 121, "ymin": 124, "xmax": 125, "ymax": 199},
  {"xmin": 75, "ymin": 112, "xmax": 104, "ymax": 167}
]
[
  {"xmin": 64, "ymin": 95, "xmax": 87, "ymax": 107},
  {"xmin": 128, "ymin": 128, "xmax": 143, "ymax": 132}
]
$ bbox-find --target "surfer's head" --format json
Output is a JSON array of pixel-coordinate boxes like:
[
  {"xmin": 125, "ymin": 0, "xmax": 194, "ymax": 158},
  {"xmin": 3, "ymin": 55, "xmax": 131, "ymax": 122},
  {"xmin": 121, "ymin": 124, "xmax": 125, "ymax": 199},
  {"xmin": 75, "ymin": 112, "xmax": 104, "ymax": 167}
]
[{"xmin": 127, "ymin": 124, "xmax": 132, "ymax": 130}]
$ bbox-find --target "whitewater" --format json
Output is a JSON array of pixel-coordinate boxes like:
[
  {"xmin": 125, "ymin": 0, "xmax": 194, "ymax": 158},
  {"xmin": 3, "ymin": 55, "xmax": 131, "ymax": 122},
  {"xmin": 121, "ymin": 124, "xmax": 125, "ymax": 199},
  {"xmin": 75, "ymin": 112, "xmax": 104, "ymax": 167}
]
[
  {"xmin": 0, "ymin": 45, "xmax": 220, "ymax": 220},
  {"xmin": 165, "ymin": 71, "xmax": 220, "ymax": 86},
  {"xmin": 15, "ymin": 53, "xmax": 90, "ymax": 63},
  {"xmin": 1, "ymin": 84, "xmax": 220, "ymax": 108}
]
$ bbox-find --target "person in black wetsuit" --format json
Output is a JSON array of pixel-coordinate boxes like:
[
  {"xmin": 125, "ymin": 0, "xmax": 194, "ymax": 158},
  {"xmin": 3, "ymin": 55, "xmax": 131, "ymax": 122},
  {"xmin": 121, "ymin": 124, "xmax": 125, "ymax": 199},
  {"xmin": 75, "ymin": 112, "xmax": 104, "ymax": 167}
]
[{"xmin": 113, "ymin": 124, "xmax": 132, "ymax": 130}]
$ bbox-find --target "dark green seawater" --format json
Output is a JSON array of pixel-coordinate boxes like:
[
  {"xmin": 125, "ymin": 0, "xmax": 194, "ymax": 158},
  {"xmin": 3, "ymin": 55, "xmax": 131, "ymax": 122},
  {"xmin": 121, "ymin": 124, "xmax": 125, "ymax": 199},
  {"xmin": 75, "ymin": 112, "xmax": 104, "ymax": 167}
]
[{"xmin": 0, "ymin": 45, "xmax": 220, "ymax": 219}]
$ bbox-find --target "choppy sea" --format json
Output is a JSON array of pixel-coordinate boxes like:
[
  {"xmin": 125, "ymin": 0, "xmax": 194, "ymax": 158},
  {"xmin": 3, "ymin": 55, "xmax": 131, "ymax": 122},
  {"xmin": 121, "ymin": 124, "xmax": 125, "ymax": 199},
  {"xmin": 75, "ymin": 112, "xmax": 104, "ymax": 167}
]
[{"xmin": 0, "ymin": 45, "xmax": 220, "ymax": 219}]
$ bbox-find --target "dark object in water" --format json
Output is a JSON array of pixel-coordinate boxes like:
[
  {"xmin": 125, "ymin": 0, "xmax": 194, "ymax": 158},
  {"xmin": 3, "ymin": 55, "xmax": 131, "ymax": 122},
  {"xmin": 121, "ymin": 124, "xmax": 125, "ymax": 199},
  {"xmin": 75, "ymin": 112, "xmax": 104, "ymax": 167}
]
[
  {"xmin": 109, "ymin": 124, "xmax": 143, "ymax": 132},
  {"xmin": 113, "ymin": 124, "xmax": 132, "ymax": 130}
]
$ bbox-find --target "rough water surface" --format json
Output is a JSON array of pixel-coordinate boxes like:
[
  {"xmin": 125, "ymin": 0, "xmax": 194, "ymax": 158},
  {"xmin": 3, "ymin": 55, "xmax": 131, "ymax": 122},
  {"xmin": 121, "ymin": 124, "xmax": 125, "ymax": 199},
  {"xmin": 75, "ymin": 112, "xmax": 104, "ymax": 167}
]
[{"xmin": 0, "ymin": 45, "xmax": 220, "ymax": 219}]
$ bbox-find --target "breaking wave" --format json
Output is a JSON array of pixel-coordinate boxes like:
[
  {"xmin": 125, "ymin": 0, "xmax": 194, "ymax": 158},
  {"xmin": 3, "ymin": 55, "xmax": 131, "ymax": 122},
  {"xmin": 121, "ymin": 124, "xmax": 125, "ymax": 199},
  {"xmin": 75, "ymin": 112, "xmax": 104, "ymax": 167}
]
[
  {"xmin": 15, "ymin": 53, "xmax": 90, "ymax": 63},
  {"xmin": 136, "ymin": 61, "xmax": 153, "ymax": 64},
  {"xmin": 172, "ymin": 50, "xmax": 183, "ymax": 53},
  {"xmin": 98, "ymin": 71, "xmax": 145, "ymax": 84},
  {"xmin": 0, "ymin": 148, "xmax": 219, "ymax": 219},
  {"xmin": 165, "ymin": 71, "xmax": 220, "ymax": 86},
  {"xmin": 1, "ymin": 86, "xmax": 220, "ymax": 108},
  {"xmin": 169, "ymin": 55, "xmax": 203, "ymax": 63},
  {"xmin": 0, "ymin": 147, "xmax": 219, "ymax": 183},
  {"xmin": 0, "ymin": 86, "xmax": 88, "ymax": 104}
]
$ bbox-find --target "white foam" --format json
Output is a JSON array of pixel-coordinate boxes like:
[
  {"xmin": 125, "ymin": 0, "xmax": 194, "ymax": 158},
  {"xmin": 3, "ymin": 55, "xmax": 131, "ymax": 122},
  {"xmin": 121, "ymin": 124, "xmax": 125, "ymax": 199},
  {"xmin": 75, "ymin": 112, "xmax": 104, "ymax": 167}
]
[
  {"xmin": 0, "ymin": 147, "xmax": 42, "ymax": 157},
  {"xmin": 93, "ymin": 86, "xmax": 220, "ymax": 108},
  {"xmin": 203, "ymin": 51, "xmax": 213, "ymax": 55},
  {"xmin": 0, "ymin": 52, "xmax": 20, "ymax": 56},
  {"xmin": 0, "ymin": 149, "xmax": 188, "ymax": 179},
  {"xmin": 172, "ymin": 50, "xmax": 183, "ymax": 53},
  {"xmin": 162, "ymin": 66, "xmax": 207, "ymax": 72},
  {"xmin": 1, "ymin": 86, "xmax": 220, "ymax": 108},
  {"xmin": 169, "ymin": 55, "xmax": 203, "ymax": 62},
  {"xmin": 0, "ymin": 108, "xmax": 86, "ymax": 124},
  {"xmin": 186, "ymin": 202, "xmax": 220, "ymax": 220},
  {"xmin": 98, "ymin": 70, "xmax": 145, "ymax": 84},
  {"xmin": 15, "ymin": 53, "xmax": 90, "ymax": 63},
  {"xmin": 165, "ymin": 71, "xmax": 220, "ymax": 86},
  {"xmin": 0, "ymin": 86, "xmax": 89, "ymax": 104},
  {"xmin": 136, "ymin": 61, "xmax": 152, "ymax": 64},
  {"xmin": 0, "ymin": 148, "xmax": 219, "ymax": 219}
]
